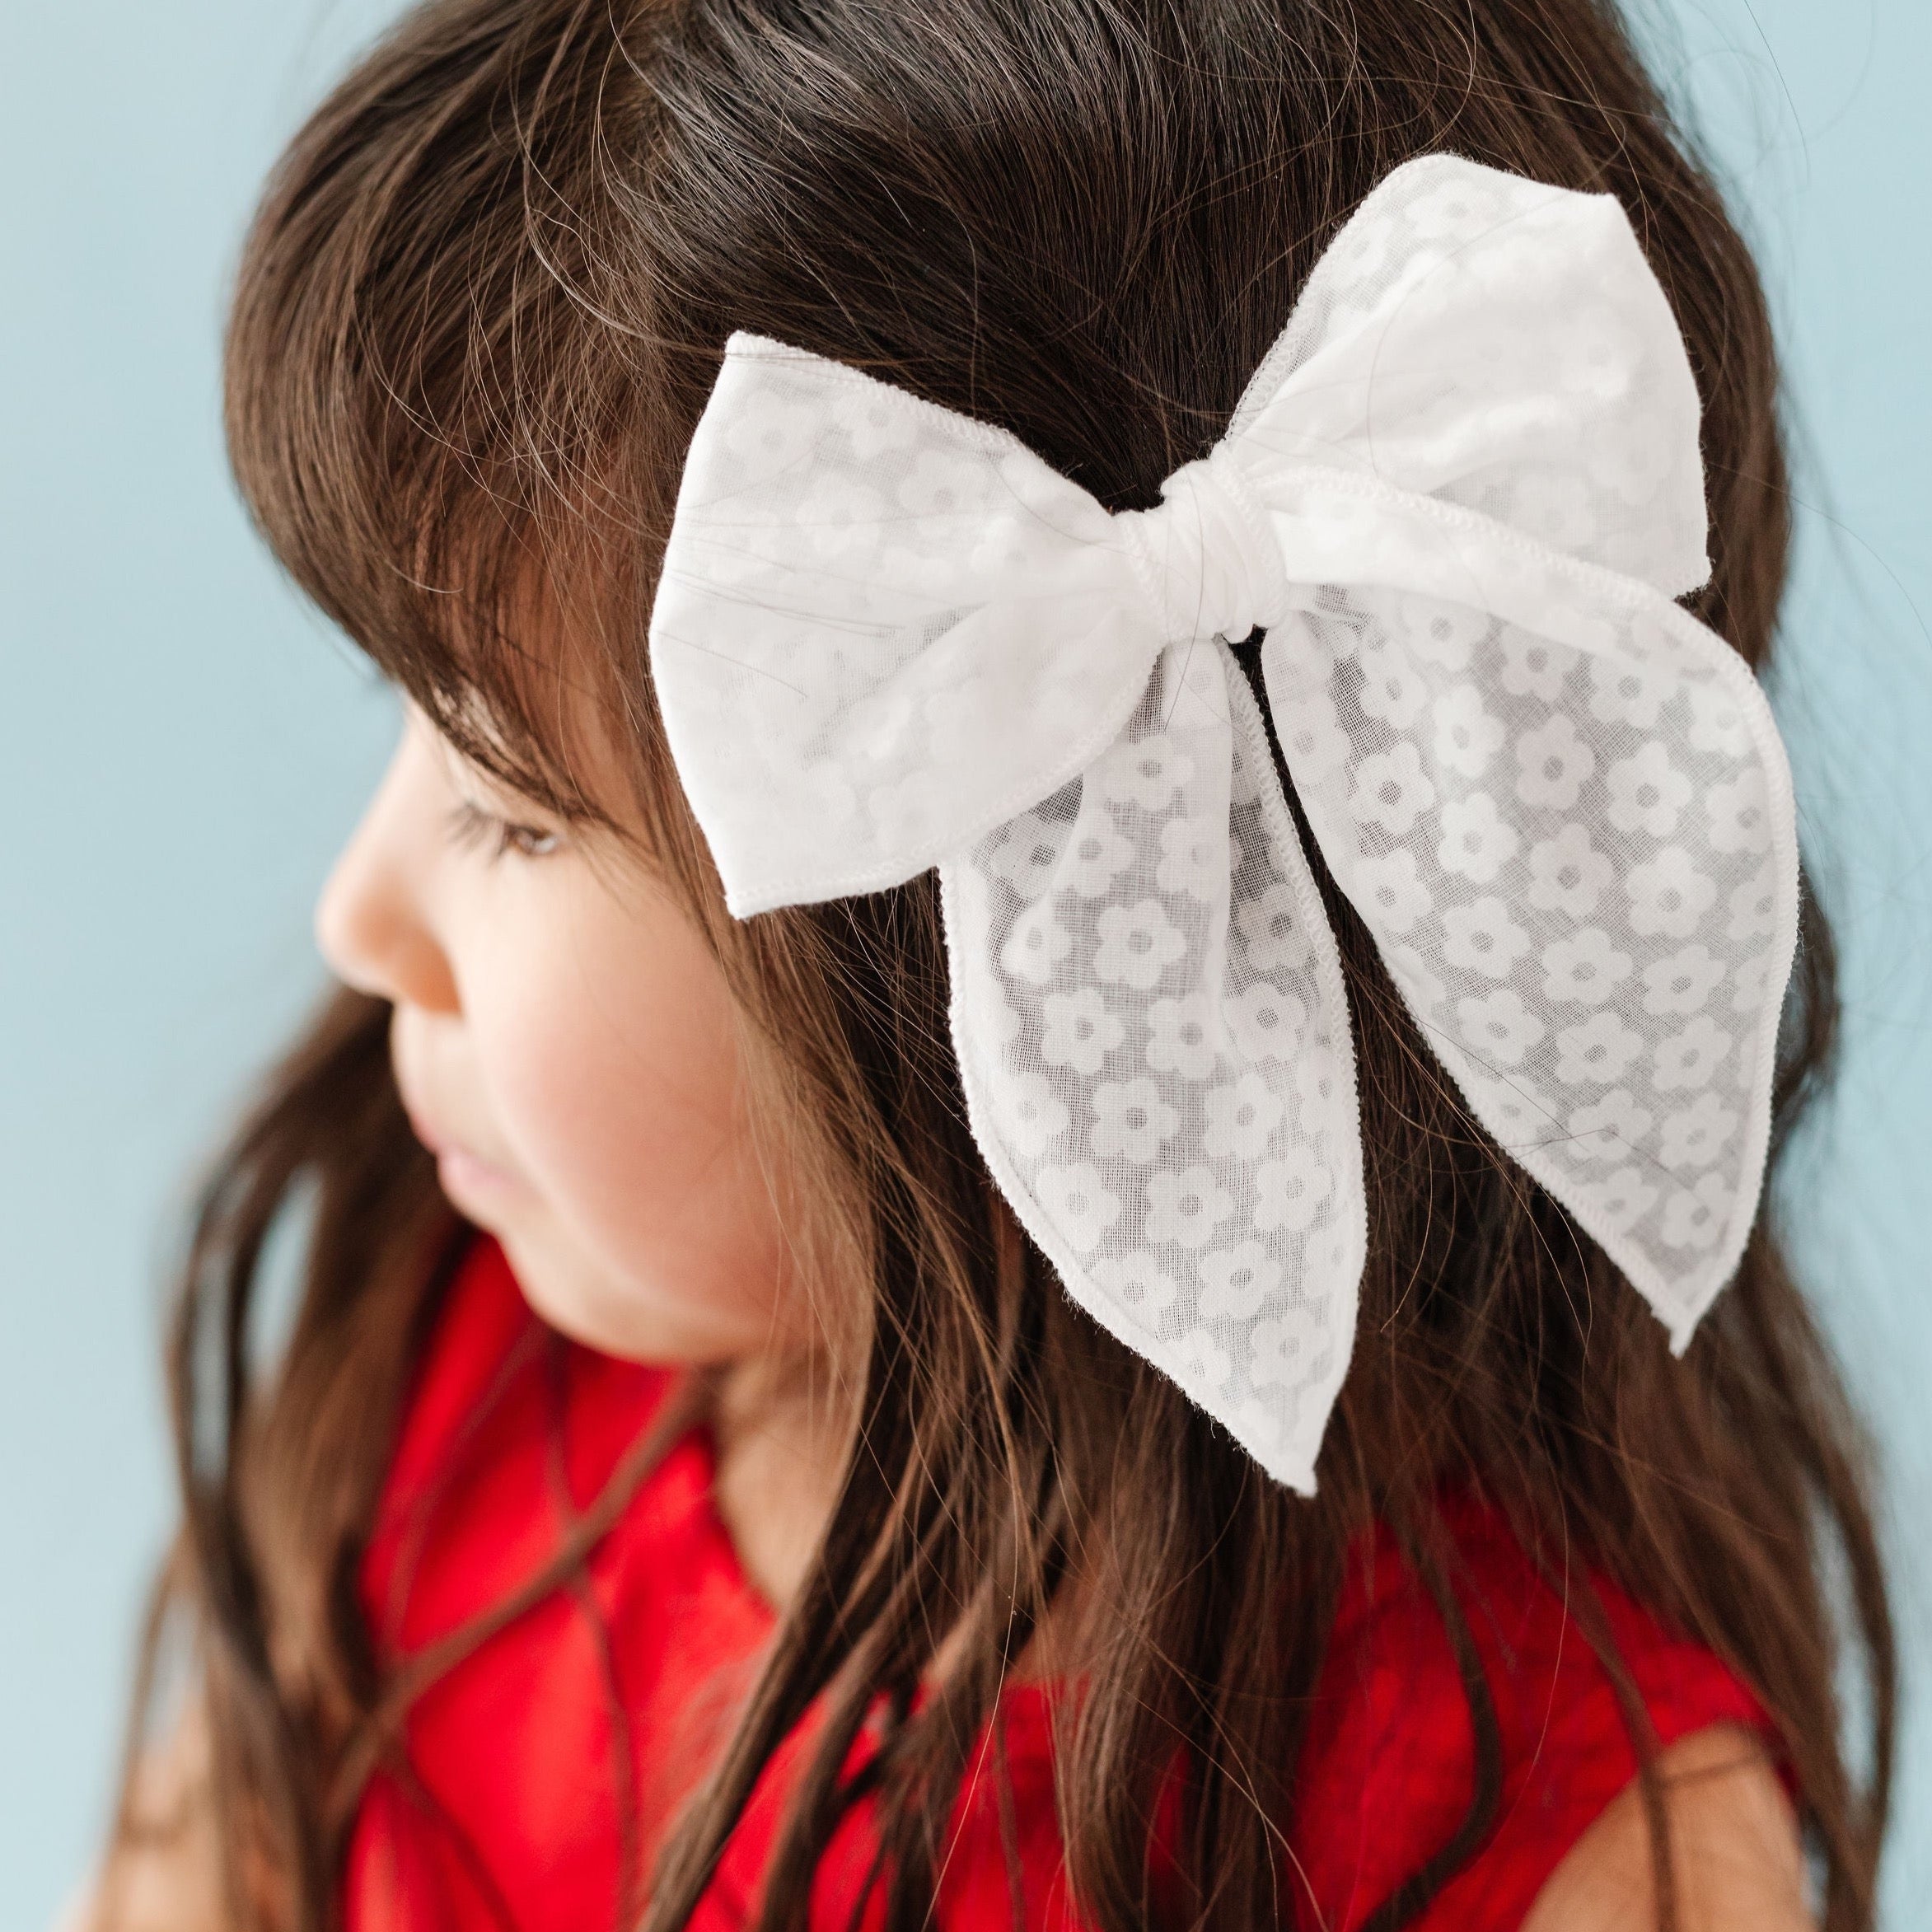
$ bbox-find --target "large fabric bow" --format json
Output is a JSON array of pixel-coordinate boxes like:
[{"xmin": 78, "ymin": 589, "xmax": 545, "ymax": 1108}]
[{"xmin": 647, "ymin": 153, "xmax": 1799, "ymax": 1493}]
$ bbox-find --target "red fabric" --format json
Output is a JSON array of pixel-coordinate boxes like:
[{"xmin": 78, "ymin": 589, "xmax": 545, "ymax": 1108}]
[{"xmin": 344, "ymin": 1231, "xmax": 1783, "ymax": 1932}]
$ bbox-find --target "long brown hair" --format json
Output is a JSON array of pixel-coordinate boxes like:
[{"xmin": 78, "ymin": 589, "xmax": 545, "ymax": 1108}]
[{"xmin": 100, "ymin": 2, "xmax": 1893, "ymax": 1928}]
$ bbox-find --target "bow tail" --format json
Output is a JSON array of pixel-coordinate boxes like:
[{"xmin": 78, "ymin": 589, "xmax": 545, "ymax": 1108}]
[
  {"xmin": 940, "ymin": 639, "xmax": 1368, "ymax": 1492},
  {"xmin": 1261, "ymin": 577, "xmax": 1800, "ymax": 1346}
]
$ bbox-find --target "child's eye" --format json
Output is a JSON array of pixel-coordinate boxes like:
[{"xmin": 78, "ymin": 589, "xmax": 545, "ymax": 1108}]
[{"xmin": 443, "ymin": 797, "xmax": 562, "ymax": 863}]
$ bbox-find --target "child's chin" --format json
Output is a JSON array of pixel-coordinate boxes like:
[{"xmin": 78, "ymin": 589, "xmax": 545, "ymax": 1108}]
[{"xmin": 496, "ymin": 1229, "xmax": 747, "ymax": 1368}]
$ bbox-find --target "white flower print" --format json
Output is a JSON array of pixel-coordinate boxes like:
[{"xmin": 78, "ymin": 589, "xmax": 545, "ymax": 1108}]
[
  {"xmin": 1438, "ymin": 792, "xmax": 1520, "ymax": 885},
  {"xmin": 1092, "ymin": 1251, "xmax": 1178, "ymax": 1328},
  {"xmin": 1400, "ymin": 593, "xmax": 1488, "ymax": 669},
  {"xmin": 1094, "ymin": 899, "xmax": 1186, "ymax": 990},
  {"xmin": 1514, "ymin": 713, "xmax": 1597, "ymax": 812},
  {"xmin": 1658, "ymin": 1092, "xmax": 1738, "ymax": 1170},
  {"xmin": 1433, "ymin": 685, "xmax": 1506, "ymax": 779},
  {"xmin": 1567, "ymin": 1089, "xmax": 1653, "ymax": 1163},
  {"xmin": 1041, "ymin": 988, "xmax": 1124, "ymax": 1074},
  {"xmin": 1640, "ymin": 943, "xmax": 1726, "ymax": 1017},
  {"xmin": 1003, "ymin": 1073, "xmax": 1071, "ymax": 1155},
  {"xmin": 1653, "ymin": 1016, "xmax": 1733, "ymax": 1093},
  {"xmin": 844, "ymin": 389, "xmax": 923, "ymax": 461},
  {"xmin": 1499, "ymin": 634, "xmax": 1569, "ymax": 704},
  {"xmin": 1512, "ymin": 467, "xmax": 1598, "ymax": 552},
  {"xmin": 999, "ymin": 904, "xmax": 1074, "ymax": 985},
  {"xmin": 1200, "ymin": 1242, "xmax": 1282, "ymax": 1322},
  {"xmin": 1097, "ymin": 737, "xmax": 1195, "ymax": 812},
  {"xmin": 1156, "ymin": 815, "xmax": 1225, "ymax": 899},
  {"xmin": 1588, "ymin": 428, "xmax": 1677, "ymax": 507},
  {"xmin": 896, "ymin": 447, "xmax": 984, "ymax": 517},
  {"xmin": 1350, "ymin": 741, "xmax": 1438, "ymax": 837},
  {"xmin": 1658, "ymin": 1172, "xmax": 1730, "ymax": 1252},
  {"xmin": 1248, "ymin": 1316, "xmax": 1306, "ymax": 1391},
  {"xmin": 1090, "ymin": 1076, "xmax": 1181, "ymax": 1162},
  {"xmin": 1173, "ymin": 1327, "xmax": 1233, "ymax": 1391},
  {"xmin": 1294, "ymin": 1043, "xmax": 1346, "ymax": 1111},
  {"xmin": 1357, "ymin": 643, "xmax": 1429, "ymax": 729},
  {"xmin": 1204, "ymin": 1073, "xmax": 1287, "ymax": 1159},
  {"xmin": 1587, "ymin": 656, "xmax": 1671, "ymax": 728},
  {"xmin": 1554, "ymin": 1012, "xmax": 1645, "ymax": 1087},
  {"xmin": 867, "ymin": 767, "xmax": 964, "ymax": 853},
  {"xmin": 1705, "ymin": 771, "xmax": 1768, "ymax": 856},
  {"xmin": 1062, "ymin": 821, "xmax": 1137, "ymax": 897},
  {"xmin": 1541, "ymin": 927, "xmax": 1634, "ymax": 1006},
  {"xmin": 1485, "ymin": 1089, "xmax": 1537, "ymax": 1143},
  {"xmin": 1526, "ymin": 824, "xmax": 1612, "ymax": 918},
  {"xmin": 1441, "ymin": 896, "xmax": 1531, "ymax": 980},
  {"xmin": 1235, "ymin": 882, "xmax": 1312, "ymax": 973},
  {"xmin": 1034, "ymin": 1162, "xmax": 1121, "ymax": 1254},
  {"xmin": 1349, "ymin": 847, "xmax": 1433, "ymax": 936},
  {"xmin": 1406, "ymin": 176, "xmax": 1506, "ymax": 243},
  {"xmin": 723, "ymin": 386, "xmax": 820, "ymax": 471},
  {"xmin": 1145, "ymin": 996, "xmax": 1220, "ymax": 1078},
  {"xmin": 1456, "ymin": 988, "xmax": 1546, "ymax": 1068},
  {"xmin": 1382, "ymin": 943, "xmax": 1448, "ymax": 1015},
  {"xmin": 965, "ymin": 503, "xmax": 1041, "ymax": 581},
  {"xmin": 1279, "ymin": 690, "xmax": 1351, "ymax": 784},
  {"xmin": 980, "ymin": 992, "xmax": 1024, "ymax": 1052},
  {"xmin": 1726, "ymin": 868, "xmax": 1779, "ymax": 946},
  {"xmin": 1605, "ymin": 743, "xmax": 1691, "ymax": 839},
  {"xmin": 983, "ymin": 811, "xmax": 1064, "ymax": 897},
  {"xmin": 1557, "ymin": 298, "xmax": 1645, "ymax": 400},
  {"xmin": 849, "ymin": 685, "xmax": 910, "ymax": 759},
  {"xmin": 1144, "ymin": 1166, "xmax": 1237, "ymax": 1249},
  {"xmin": 1254, "ymin": 1158, "xmax": 1334, "ymax": 1234},
  {"xmin": 1729, "ymin": 950, "xmax": 1774, "ymax": 1017},
  {"xmin": 1592, "ymin": 1165, "xmax": 1661, "ymax": 1236},
  {"xmin": 1228, "ymin": 982, "xmax": 1307, "ymax": 1064},
  {"xmin": 1626, "ymin": 848, "xmax": 1716, "ymax": 939},
  {"xmin": 799, "ymin": 474, "xmax": 888, "ymax": 565},
  {"xmin": 1686, "ymin": 681, "xmax": 1752, "ymax": 756}
]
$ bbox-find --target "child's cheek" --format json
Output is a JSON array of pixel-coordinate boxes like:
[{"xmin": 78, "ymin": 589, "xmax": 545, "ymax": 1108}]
[{"xmin": 483, "ymin": 877, "xmax": 798, "ymax": 1362}]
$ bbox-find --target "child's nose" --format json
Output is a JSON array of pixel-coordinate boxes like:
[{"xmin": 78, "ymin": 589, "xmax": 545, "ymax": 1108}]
[{"xmin": 314, "ymin": 732, "xmax": 462, "ymax": 1016}]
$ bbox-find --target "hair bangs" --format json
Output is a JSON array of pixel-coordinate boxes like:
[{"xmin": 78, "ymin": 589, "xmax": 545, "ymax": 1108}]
[{"xmin": 221, "ymin": 0, "xmax": 689, "ymax": 836}]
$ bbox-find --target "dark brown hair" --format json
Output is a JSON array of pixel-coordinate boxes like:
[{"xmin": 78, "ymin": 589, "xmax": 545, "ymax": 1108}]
[{"xmin": 99, "ymin": 2, "xmax": 1893, "ymax": 1929}]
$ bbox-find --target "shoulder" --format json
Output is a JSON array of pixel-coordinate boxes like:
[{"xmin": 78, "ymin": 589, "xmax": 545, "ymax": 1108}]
[
  {"xmin": 1522, "ymin": 1720, "xmax": 1808, "ymax": 1930},
  {"xmin": 1289, "ymin": 1492, "xmax": 1799, "ymax": 1932}
]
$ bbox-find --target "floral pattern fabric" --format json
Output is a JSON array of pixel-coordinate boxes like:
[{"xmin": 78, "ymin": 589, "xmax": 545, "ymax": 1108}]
[{"xmin": 648, "ymin": 153, "xmax": 1799, "ymax": 1492}]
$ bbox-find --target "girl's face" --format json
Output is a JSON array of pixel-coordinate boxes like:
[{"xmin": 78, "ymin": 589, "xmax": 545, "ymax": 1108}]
[{"xmin": 314, "ymin": 694, "xmax": 806, "ymax": 1366}]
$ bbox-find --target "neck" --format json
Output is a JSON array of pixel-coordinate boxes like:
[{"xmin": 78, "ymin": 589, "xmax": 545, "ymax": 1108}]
[
  {"xmin": 706, "ymin": 1349, "xmax": 1088, "ymax": 1689},
  {"xmin": 709, "ymin": 1346, "xmax": 850, "ymax": 1612}
]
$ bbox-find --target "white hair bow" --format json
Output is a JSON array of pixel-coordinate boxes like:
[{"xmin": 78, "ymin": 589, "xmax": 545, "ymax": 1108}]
[{"xmin": 647, "ymin": 152, "xmax": 1799, "ymax": 1493}]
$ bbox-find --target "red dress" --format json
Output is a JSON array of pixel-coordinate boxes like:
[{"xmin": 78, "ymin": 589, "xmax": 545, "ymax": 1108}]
[{"xmin": 344, "ymin": 1232, "xmax": 1780, "ymax": 1931}]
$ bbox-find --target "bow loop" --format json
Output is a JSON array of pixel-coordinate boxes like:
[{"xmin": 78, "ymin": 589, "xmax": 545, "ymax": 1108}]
[{"xmin": 1220, "ymin": 151, "xmax": 1712, "ymax": 601}]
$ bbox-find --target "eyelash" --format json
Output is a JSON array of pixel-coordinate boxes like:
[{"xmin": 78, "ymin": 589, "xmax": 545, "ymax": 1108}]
[{"xmin": 443, "ymin": 798, "xmax": 562, "ymax": 863}]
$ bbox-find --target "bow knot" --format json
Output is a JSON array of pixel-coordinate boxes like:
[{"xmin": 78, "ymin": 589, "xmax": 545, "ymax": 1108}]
[{"xmin": 1120, "ymin": 447, "xmax": 1287, "ymax": 646}]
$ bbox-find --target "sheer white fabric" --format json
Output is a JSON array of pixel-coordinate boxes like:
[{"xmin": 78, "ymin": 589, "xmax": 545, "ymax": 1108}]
[{"xmin": 648, "ymin": 153, "xmax": 1799, "ymax": 1493}]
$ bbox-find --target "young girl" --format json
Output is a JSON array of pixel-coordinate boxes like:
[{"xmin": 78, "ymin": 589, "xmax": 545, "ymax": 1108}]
[{"xmin": 83, "ymin": 0, "xmax": 1896, "ymax": 1928}]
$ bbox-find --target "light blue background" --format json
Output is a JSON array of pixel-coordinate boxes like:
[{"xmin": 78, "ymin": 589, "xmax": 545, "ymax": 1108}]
[{"xmin": 2, "ymin": 2, "xmax": 1926, "ymax": 1925}]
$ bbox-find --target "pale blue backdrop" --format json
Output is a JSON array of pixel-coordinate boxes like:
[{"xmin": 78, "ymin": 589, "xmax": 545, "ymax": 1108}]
[{"xmin": 2, "ymin": 2, "xmax": 1926, "ymax": 1925}]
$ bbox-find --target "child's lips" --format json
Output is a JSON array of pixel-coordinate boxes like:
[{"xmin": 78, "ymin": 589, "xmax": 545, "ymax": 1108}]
[
  {"xmin": 434, "ymin": 1144, "xmax": 520, "ymax": 1204},
  {"xmin": 403, "ymin": 1102, "xmax": 522, "ymax": 1200}
]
